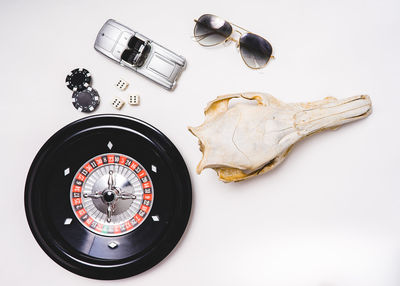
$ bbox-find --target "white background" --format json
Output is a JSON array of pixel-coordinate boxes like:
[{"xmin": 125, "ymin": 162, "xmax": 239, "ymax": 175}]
[{"xmin": 1, "ymin": 0, "xmax": 399, "ymax": 285}]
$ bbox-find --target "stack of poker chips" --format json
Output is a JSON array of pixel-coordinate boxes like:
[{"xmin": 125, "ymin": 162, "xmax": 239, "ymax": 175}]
[{"xmin": 65, "ymin": 68, "xmax": 100, "ymax": 113}]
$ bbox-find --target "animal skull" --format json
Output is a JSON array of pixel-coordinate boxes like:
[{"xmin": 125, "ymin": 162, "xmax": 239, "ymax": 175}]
[{"xmin": 188, "ymin": 92, "xmax": 372, "ymax": 182}]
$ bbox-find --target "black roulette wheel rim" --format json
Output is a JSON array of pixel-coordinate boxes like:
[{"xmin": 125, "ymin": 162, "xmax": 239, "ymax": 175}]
[{"xmin": 25, "ymin": 114, "xmax": 192, "ymax": 280}]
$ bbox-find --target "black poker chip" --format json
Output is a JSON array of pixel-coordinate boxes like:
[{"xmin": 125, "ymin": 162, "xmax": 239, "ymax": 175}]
[
  {"xmin": 66, "ymin": 68, "xmax": 92, "ymax": 91},
  {"xmin": 72, "ymin": 87, "xmax": 100, "ymax": 113}
]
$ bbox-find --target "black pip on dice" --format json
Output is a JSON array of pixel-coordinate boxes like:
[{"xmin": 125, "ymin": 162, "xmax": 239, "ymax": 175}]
[{"xmin": 25, "ymin": 115, "xmax": 192, "ymax": 279}]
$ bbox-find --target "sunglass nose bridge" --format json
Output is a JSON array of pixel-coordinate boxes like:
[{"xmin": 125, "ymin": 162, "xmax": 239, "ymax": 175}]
[{"xmin": 225, "ymin": 29, "xmax": 242, "ymax": 46}]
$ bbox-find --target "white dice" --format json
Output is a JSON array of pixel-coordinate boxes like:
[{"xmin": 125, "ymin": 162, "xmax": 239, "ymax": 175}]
[
  {"xmin": 128, "ymin": 94, "xmax": 140, "ymax": 105},
  {"xmin": 111, "ymin": 97, "xmax": 125, "ymax": 110},
  {"xmin": 116, "ymin": 78, "xmax": 129, "ymax": 91}
]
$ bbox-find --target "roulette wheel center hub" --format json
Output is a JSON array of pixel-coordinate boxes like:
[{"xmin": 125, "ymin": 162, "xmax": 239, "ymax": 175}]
[{"xmin": 88, "ymin": 170, "xmax": 136, "ymax": 218}]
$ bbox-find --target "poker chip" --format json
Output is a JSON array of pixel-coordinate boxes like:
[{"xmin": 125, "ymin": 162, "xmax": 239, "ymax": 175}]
[
  {"xmin": 65, "ymin": 68, "xmax": 92, "ymax": 91},
  {"xmin": 72, "ymin": 87, "xmax": 100, "ymax": 113}
]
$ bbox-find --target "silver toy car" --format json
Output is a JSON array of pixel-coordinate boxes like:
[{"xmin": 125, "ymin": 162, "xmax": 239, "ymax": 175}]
[{"xmin": 94, "ymin": 19, "xmax": 186, "ymax": 90}]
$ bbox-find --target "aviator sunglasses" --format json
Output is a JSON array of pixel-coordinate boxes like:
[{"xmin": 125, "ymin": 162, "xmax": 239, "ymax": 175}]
[{"xmin": 193, "ymin": 14, "xmax": 273, "ymax": 69}]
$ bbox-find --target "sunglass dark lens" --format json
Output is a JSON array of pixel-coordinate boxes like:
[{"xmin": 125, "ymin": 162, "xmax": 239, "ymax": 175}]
[
  {"xmin": 194, "ymin": 14, "xmax": 232, "ymax": 46},
  {"xmin": 239, "ymin": 33, "xmax": 272, "ymax": 69}
]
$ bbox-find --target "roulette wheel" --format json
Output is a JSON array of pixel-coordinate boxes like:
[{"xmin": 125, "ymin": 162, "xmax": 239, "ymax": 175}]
[{"xmin": 25, "ymin": 114, "xmax": 192, "ymax": 279}]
